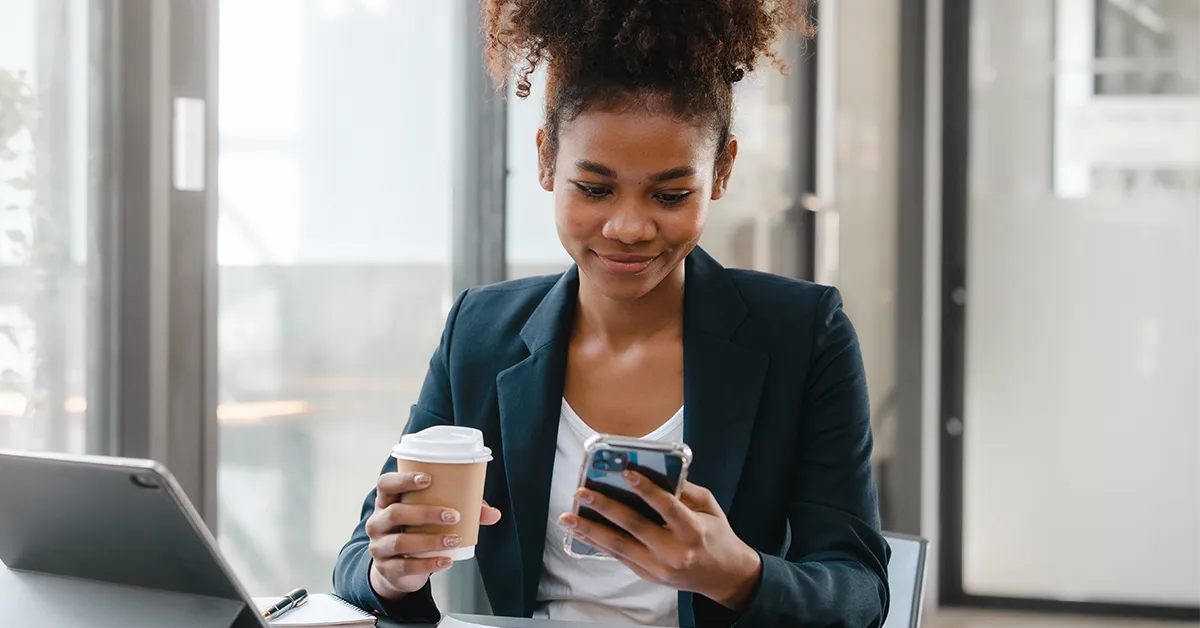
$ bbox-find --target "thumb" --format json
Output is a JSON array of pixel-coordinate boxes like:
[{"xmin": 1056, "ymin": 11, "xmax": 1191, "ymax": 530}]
[{"xmin": 480, "ymin": 501, "xmax": 503, "ymax": 526}]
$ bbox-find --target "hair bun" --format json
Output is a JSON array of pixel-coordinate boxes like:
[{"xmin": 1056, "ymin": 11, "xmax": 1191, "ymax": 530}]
[{"xmin": 484, "ymin": 0, "xmax": 815, "ymax": 99}]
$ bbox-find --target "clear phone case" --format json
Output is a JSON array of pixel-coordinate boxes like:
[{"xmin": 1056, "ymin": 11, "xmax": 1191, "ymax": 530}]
[{"xmin": 564, "ymin": 434, "xmax": 693, "ymax": 559}]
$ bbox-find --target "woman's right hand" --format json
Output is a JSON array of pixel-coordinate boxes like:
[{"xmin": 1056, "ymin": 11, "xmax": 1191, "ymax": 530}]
[{"xmin": 366, "ymin": 471, "xmax": 501, "ymax": 599}]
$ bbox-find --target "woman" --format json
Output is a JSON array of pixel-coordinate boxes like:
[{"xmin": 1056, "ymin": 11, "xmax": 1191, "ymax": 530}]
[{"xmin": 333, "ymin": 1, "xmax": 889, "ymax": 626}]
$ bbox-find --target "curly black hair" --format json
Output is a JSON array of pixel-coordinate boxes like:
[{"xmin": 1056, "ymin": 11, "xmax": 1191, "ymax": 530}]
[{"xmin": 483, "ymin": 0, "xmax": 815, "ymax": 155}]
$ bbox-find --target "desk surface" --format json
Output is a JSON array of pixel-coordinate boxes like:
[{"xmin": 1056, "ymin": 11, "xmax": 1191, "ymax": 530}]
[
  {"xmin": 1, "ymin": 562, "xmax": 640, "ymax": 628},
  {"xmin": 385, "ymin": 615, "xmax": 640, "ymax": 628}
]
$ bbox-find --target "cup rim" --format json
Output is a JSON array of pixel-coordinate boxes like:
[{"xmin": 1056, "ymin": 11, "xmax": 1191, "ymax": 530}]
[
  {"xmin": 392, "ymin": 425, "xmax": 493, "ymax": 464},
  {"xmin": 390, "ymin": 446, "xmax": 493, "ymax": 464}
]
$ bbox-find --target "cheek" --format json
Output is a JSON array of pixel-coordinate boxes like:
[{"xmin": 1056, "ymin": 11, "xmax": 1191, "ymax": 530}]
[
  {"xmin": 662, "ymin": 203, "xmax": 708, "ymax": 246},
  {"xmin": 553, "ymin": 192, "xmax": 599, "ymax": 241}
]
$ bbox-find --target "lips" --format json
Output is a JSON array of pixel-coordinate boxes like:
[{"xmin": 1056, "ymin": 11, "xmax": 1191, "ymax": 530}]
[{"xmin": 594, "ymin": 251, "xmax": 660, "ymax": 275}]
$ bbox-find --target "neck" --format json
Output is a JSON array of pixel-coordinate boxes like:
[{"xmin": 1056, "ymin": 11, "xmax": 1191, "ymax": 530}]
[{"xmin": 575, "ymin": 264, "xmax": 686, "ymax": 345}]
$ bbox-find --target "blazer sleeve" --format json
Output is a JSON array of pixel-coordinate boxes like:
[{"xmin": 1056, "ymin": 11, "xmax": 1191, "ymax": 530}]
[
  {"xmin": 726, "ymin": 286, "xmax": 891, "ymax": 627},
  {"xmin": 331, "ymin": 290, "xmax": 470, "ymax": 622}
]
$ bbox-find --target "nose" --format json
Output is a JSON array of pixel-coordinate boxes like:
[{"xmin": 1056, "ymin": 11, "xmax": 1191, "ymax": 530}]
[{"xmin": 601, "ymin": 200, "xmax": 656, "ymax": 245}]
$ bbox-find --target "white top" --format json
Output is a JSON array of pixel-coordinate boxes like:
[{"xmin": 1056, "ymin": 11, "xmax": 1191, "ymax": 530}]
[{"xmin": 533, "ymin": 399, "xmax": 685, "ymax": 627}]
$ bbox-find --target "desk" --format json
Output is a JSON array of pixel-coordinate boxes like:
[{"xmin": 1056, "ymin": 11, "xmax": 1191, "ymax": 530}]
[
  {"xmin": 1, "ymin": 562, "xmax": 643, "ymax": 628},
  {"xmin": 385, "ymin": 616, "xmax": 643, "ymax": 628}
]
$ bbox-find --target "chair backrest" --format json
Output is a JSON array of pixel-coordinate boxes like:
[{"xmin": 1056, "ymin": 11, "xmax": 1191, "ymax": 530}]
[{"xmin": 882, "ymin": 532, "xmax": 929, "ymax": 628}]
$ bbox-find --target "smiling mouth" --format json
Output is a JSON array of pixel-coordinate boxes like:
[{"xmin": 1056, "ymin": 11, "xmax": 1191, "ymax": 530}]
[{"xmin": 594, "ymin": 251, "xmax": 660, "ymax": 275}]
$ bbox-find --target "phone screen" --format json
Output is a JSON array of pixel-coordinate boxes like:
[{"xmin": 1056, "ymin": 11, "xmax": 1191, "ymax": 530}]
[{"xmin": 568, "ymin": 446, "xmax": 685, "ymax": 558}]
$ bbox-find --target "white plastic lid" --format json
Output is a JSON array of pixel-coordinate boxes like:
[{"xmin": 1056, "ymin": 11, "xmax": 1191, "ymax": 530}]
[{"xmin": 391, "ymin": 425, "xmax": 493, "ymax": 464}]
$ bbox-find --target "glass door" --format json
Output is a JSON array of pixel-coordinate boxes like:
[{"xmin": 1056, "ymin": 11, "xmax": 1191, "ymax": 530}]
[
  {"xmin": 0, "ymin": 0, "xmax": 110, "ymax": 454},
  {"xmin": 943, "ymin": 0, "xmax": 1200, "ymax": 617}
]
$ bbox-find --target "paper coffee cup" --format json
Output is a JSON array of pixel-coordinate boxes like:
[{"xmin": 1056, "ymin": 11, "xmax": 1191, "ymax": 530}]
[{"xmin": 391, "ymin": 425, "xmax": 492, "ymax": 561}]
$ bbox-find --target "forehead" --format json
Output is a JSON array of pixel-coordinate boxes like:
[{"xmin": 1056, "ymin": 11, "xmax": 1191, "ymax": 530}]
[{"xmin": 556, "ymin": 108, "xmax": 717, "ymax": 174}]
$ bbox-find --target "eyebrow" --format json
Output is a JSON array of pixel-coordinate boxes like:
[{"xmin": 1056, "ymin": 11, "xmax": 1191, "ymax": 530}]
[{"xmin": 574, "ymin": 160, "xmax": 696, "ymax": 182}]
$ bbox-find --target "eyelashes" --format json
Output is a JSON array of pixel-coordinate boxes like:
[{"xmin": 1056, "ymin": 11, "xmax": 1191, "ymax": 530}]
[
  {"xmin": 574, "ymin": 183, "xmax": 611, "ymax": 199},
  {"xmin": 655, "ymin": 192, "xmax": 690, "ymax": 205},
  {"xmin": 571, "ymin": 183, "xmax": 692, "ymax": 207}
]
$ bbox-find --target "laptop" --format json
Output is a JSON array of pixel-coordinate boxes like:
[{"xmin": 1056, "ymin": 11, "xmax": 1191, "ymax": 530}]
[{"xmin": 0, "ymin": 449, "xmax": 269, "ymax": 628}]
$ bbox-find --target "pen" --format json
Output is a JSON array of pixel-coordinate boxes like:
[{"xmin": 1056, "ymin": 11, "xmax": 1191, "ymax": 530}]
[{"xmin": 261, "ymin": 587, "xmax": 308, "ymax": 620}]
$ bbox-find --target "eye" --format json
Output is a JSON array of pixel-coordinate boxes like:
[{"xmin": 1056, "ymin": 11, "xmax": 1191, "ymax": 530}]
[
  {"xmin": 573, "ymin": 183, "xmax": 611, "ymax": 199},
  {"xmin": 654, "ymin": 191, "xmax": 692, "ymax": 206}
]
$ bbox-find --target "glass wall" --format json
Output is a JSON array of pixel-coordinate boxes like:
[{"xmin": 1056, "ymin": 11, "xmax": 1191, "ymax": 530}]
[
  {"xmin": 960, "ymin": 0, "xmax": 1199, "ymax": 606},
  {"xmin": 216, "ymin": 0, "xmax": 455, "ymax": 596},
  {"xmin": 0, "ymin": 0, "xmax": 105, "ymax": 454}
]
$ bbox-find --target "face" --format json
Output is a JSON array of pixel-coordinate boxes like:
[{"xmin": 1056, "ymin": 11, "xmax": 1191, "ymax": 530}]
[{"xmin": 537, "ymin": 106, "xmax": 737, "ymax": 302}]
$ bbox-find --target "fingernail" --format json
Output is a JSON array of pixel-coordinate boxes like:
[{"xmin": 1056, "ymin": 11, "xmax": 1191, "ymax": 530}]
[
  {"xmin": 441, "ymin": 509, "xmax": 460, "ymax": 523},
  {"xmin": 623, "ymin": 470, "xmax": 640, "ymax": 486},
  {"xmin": 444, "ymin": 535, "xmax": 461, "ymax": 548},
  {"xmin": 437, "ymin": 558, "xmax": 452, "ymax": 569},
  {"xmin": 575, "ymin": 489, "xmax": 593, "ymax": 505},
  {"xmin": 414, "ymin": 473, "xmax": 431, "ymax": 485},
  {"xmin": 559, "ymin": 514, "xmax": 577, "ymax": 528}
]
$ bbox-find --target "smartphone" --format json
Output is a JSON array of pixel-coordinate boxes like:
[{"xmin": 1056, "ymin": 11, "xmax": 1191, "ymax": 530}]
[{"xmin": 565, "ymin": 434, "xmax": 693, "ymax": 559}]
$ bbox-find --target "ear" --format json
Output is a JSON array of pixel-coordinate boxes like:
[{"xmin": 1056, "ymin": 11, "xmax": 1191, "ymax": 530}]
[
  {"xmin": 710, "ymin": 135, "xmax": 738, "ymax": 201},
  {"xmin": 536, "ymin": 127, "xmax": 555, "ymax": 191}
]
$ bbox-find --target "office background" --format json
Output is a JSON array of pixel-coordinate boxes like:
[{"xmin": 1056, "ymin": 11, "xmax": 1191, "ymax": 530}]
[{"xmin": 0, "ymin": 0, "xmax": 1196, "ymax": 624}]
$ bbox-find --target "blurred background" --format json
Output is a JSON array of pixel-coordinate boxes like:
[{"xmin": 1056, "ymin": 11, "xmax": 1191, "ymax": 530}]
[{"xmin": 0, "ymin": 0, "xmax": 1197, "ymax": 626}]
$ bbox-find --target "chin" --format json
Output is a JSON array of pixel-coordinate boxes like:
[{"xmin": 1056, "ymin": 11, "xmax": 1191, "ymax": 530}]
[{"xmin": 582, "ymin": 265, "xmax": 662, "ymax": 301}]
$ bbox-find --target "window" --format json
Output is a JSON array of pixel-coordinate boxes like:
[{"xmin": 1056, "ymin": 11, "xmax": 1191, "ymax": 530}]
[
  {"xmin": 216, "ymin": 0, "xmax": 455, "ymax": 596},
  {"xmin": 0, "ymin": 0, "xmax": 107, "ymax": 454},
  {"xmin": 959, "ymin": 0, "xmax": 1199, "ymax": 605}
]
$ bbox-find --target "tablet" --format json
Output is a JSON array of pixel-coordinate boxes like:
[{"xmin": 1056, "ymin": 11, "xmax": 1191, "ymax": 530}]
[{"xmin": 0, "ymin": 449, "xmax": 268, "ymax": 627}]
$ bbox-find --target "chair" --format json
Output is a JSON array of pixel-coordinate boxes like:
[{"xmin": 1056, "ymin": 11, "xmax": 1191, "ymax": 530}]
[{"xmin": 882, "ymin": 532, "xmax": 929, "ymax": 628}]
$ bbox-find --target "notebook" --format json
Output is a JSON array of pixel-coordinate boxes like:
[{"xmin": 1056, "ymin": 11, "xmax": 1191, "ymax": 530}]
[{"xmin": 252, "ymin": 593, "xmax": 376, "ymax": 627}]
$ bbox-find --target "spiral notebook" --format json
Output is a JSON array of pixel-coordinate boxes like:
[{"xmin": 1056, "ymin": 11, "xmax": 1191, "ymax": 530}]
[{"xmin": 252, "ymin": 593, "xmax": 376, "ymax": 626}]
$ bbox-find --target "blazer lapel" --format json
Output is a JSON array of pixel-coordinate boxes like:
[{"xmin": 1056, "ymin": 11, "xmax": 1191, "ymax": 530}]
[
  {"xmin": 496, "ymin": 269, "xmax": 577, "ymax": 617},
  {"xmin": 681, "ymin": 248, "xmax": 769, "ymax": 513},
  {"xmin": 678, "ymin": 249, "xmax": 769, "ymax": 626}
]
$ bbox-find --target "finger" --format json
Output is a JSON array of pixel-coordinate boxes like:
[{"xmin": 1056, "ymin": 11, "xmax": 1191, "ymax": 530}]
[
  {"xmin": 678, "ymin": 480, "xmax": 721, "ymax": 515},
  {"xmin": 366, "ymin": 503, "xmax": 461, "ymax": 536},
  {"xmin": 622, "ymin": 471, "xmax": 699, "ymax": 530},
  {"xmin": 575, "ymin": 487, "xmax": 669, "ymax": 548},
  {"xmin": 369, "ymin": 530, "xmax": 464, "ymax": 559},
  {"xmin": 373, "ymin": 554, "xmax": 453, "ymax": 579},
  {"xmin": 560, "ymin": 513, "xmax": 657, "ymax": 572},
  {"xmin": 480, "ymin": 502, "xmax": 503, "ymax": 526},
  {"xmin": 375, "ymin": 471, "xmax": 431, "ymax": 507}
]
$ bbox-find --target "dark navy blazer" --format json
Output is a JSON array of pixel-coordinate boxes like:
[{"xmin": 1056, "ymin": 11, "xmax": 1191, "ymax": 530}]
[{"xmin": 333, "ymin": 248, "xmax": 890, "ymax": 627}]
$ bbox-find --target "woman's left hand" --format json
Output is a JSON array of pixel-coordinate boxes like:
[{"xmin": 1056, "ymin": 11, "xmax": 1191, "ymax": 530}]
[{"xmin": 557, "ymin": 471, "xmax": 763, "ymax": 611}]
